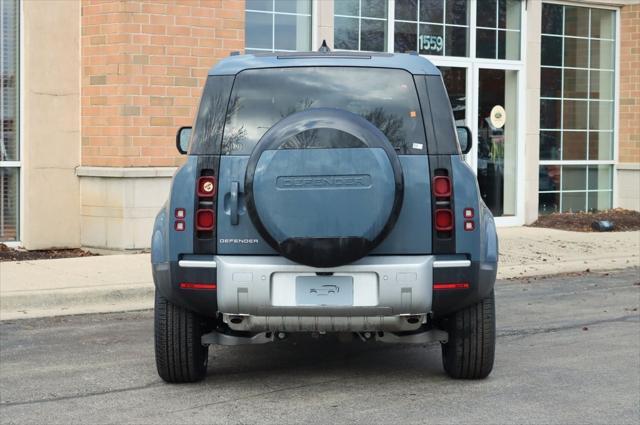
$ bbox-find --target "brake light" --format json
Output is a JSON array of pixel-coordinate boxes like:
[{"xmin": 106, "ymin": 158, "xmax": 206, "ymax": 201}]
[
  {"xmin": 433, "ymin": 176, "xmax": 451, "ymax": 197},
  {"xmin": 435, "ymin": 209, "xmax": 453, "ymax": 231},
  {"xmin": 179, "ymin": 282, "xmax": 217, "ymax": 291},
  {"xmin": 195, "ymin": 209, "xmax": 215, "ymax": 231},
  {"xmin": 197, "ymin": 176, "xmax": 216, "ymax": 197},
  {"xmin": 433, "ymin": 282, "xmax": 469, "ymax": 290}
]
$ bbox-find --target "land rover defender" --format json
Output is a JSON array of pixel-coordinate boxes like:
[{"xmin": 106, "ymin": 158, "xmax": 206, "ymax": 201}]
[{"xmin": 151, "ymin": 51, "xmax": 498, "ymax": 383}]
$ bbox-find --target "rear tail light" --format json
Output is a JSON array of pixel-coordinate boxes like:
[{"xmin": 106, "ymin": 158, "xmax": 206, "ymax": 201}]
[
  {"xmin": 174, "ymin": 220, "xmax": 185, "ymax": 231},
  {"xmin": 463, "ymin": 208, "xmax": 474, "ymax": 218},
  {"xmin": 435, "ymin": 209, "xmax": 453, "ymax": 231},
  {"xmin": 195, "ymin": 209, "xmax": 215, "ymax": 231},
  {"xmin": 464, "ymin": 220, "xmax": 475, "ymax": 231},
  {"xmin": 431, "ymin": 170, "xmax": 454, "ymax": 241},
  {"xmin": 193, "ymin": 166, "xmax": 218, "ymax": 254},
  {"xmin": 175, "ymin": 208, "xmax": 185, "ymax": 219},
  {"xmin": 197, "ymin": 176, "xmax": 216, "ymax": 197},
  {"xmin": 432, "ymin": 176, "xmax": 451, "ymax": 197},
  {"xmin": 195, "ymin": 173, "xmax": 216, "ymax": 234}
]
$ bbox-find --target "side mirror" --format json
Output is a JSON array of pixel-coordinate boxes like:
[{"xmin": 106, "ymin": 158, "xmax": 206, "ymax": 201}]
[
  {"xmin": 176, "ymin": 126, "xmax": 192, "ymax": 155},
  {"xmin": 456, "ymin": 126, "xmax": 472, "ymax": 155}
]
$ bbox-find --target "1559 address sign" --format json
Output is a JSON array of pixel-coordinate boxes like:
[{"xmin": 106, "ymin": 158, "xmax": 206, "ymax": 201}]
[{"xmin": 418, "ymin": 34, "xmax": 443, "ymax": 53}]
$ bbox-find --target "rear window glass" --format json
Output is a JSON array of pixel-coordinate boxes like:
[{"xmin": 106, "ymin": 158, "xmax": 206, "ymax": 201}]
[
  {"xmin": 189, "ymin": 75, "xmax": 234, "ymax": 155},
  {"xmin": 221, "ymin": 67, "xmax": 427, "ymax": 155}
]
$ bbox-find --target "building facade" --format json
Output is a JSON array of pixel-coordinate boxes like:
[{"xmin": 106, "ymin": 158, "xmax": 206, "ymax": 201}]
[{"xmin": 0, "ymin": 0, "xmax": 638, "ymax": 249}]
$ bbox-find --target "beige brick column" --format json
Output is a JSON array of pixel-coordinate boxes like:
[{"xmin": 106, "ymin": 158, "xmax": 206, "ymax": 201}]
[
  {"xmin": 316, "ymin": 0, "xmax": 334, "ymax": 48},
  {"xmin": 523, "ymin": 0, "xmax": 542, "ymax": 223},
  {"xmin": 22, "ymin": 0, "xmax": 81, "ymax": 249}
]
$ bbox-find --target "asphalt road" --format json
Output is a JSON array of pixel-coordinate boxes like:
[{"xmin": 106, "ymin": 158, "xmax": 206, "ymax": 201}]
[{"xmin": 1, "ymin": 268, "xmax": 639, "ymax": 424}]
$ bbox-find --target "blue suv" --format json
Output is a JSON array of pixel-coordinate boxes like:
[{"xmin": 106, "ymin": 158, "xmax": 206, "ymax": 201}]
[{"xmin": 151, "ymin": 51, "xmax": 498, "ymax": 383}]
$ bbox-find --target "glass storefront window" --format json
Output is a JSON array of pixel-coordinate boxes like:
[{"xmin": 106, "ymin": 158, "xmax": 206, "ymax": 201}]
[
  {"xmin": 538, "ymin": 4, "xmax": 616, "ymax": 213},
  {"xmin": 335, "ymin": 0, "xmax": 388, "ymax": 52},
  {"xmin": 394, "ymin": 0, "xmax": 469, "ymax": 57},
  {"xmin": 245, "ymin": 0, "xmax": 312, "ymax": 52},
  {"xmin": 476, "ymin": 0, "xmax": 521, "ymax": 60},
  {"xmin": 439, "ymin": 67, "xmax": 466, "ymax": 125},
  {"xmin": 538, "ymin": 165, "xmax": 613, "ymax": 213},
  {"xmin": 1, "ymin": 0, "xmax": 19, "ymax": 241},
  {"xmin": 476, "ymin": 68, "xmax": 519, "ymax": 217}
]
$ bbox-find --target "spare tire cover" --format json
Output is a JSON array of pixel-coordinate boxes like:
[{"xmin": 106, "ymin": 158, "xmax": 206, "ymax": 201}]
[{"xmin": 245, "ymin": 108, "xmax": 404, "ymax": 268}]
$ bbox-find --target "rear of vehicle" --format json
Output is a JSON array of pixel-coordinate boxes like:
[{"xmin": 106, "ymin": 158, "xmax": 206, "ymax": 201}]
[{"xmin": 151, "ymin": 53, "xmax": 498, "ymax": 383}]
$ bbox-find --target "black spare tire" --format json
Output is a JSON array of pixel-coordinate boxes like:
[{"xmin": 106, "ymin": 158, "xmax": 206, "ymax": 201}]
[{"xmin": 245, "ymin": 108, "xmax": 404, "ymax": 268}]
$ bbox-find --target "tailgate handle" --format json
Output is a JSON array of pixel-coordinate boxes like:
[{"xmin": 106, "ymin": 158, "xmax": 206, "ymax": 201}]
[{"xmin": 230, "ymin": 181, "xmax": 239, "ymax": 225}]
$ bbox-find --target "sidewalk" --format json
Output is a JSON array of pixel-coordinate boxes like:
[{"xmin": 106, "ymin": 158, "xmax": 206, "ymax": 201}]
[
  {"xmin": 498, "ymin": 227, "xmax": 639, "ymax": 278},
  {"xmin": 1, "ymin": 254, "xmax": 152, "ymax": 320},
  {"xmin": 1, "ymin": 227, "xmax": 638, "ymax": 320}
]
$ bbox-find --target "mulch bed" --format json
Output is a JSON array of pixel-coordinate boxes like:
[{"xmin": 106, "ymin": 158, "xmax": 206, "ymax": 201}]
[
  {"xmin": 530, "ymin": 208, "xmax": 640, "ymax": 232},
  {"xmin": 0, "ymin": 244, "xmax": 98, "ymax": 262}
]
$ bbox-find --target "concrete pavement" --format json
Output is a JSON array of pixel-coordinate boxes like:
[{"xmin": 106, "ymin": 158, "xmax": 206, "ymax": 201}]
[
  {"xmin": 1, "ymin": 269, "xmax": 638, "ymax": 424},
  {"xmin": 1, "ymin": 227, "xmax": 639, "ymax": 320}
]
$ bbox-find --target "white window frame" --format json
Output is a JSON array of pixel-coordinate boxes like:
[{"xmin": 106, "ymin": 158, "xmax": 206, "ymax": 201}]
[
  {"xmin": 0, "ymin": 0, "xmax": 22, "ymax": 246},
  {"xmin": 537, "ymin": 1, "xmax": 620, "ymax": 213}
]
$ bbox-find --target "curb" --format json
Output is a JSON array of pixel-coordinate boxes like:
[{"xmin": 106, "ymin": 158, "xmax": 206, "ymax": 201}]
[{"xmin": 0, "ymin": 285, "xmax": 154, "ymax": 321}]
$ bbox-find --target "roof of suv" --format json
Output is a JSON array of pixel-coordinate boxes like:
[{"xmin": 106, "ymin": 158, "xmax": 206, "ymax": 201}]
[{"xmin": 208, "ymin": 51, "xmax": 441, "ymax": 76}]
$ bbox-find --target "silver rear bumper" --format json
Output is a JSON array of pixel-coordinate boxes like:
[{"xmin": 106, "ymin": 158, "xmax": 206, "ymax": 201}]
[{"xmin": 215, "ymin": 255, "xmax": 434, "ymax": 332}]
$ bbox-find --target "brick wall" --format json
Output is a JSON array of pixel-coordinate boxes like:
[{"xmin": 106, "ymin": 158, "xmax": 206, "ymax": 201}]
[
  {"xmin": 81, "ymin": 0, "xmax": 244, "ymax": 167},
  {"xmin": 619, "ymin": 3, "xmax": 640, "ymax": 164}
]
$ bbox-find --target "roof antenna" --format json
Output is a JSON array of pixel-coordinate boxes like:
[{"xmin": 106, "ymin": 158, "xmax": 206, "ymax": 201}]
[{"xmin": 318, "ymin": 40, "xmax": 331, "ymax": 53}]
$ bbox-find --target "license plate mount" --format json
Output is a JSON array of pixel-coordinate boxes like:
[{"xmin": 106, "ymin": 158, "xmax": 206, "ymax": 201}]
[{"xmin": 295, "ymin": 275, "xmax": 354, "ymax": 306}]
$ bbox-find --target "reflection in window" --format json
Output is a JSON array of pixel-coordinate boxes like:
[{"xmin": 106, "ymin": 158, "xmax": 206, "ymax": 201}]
[
  {"xmin": 221, "ymin": 67, "xmax": 426, "ymax": 155},
  {"xmin": 334, "ymin": 0, "xmax": 388, "ymax": 52},
  {"xmin": 245, "ymin": 0, "xmax": 312, "ymax": 52},
  {"xmin": 475, "ymin": 0, "xmax": 521, "ymax": 60},
  {"xmin": 190, "ymin": 76, "xmax": 235, "ymax": 155},
  {"xmin": 280, "ymin": 128, "xmax": 367, "ymax": 150},
  {"xmin": 538, "ymin": 3, "xmax": 615, "ymax": 213},
  {"xmin": 394, "ymin": 0, "xmax": 469, "ymax": 57}
]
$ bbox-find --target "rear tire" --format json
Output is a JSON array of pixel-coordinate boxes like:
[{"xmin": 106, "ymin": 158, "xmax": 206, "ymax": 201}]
[
  {"xmin": 154, "ymin": 291, "xmax": 209, "ymax": 383},
  {"xmin": 441, "ymin": 291, "xmax": 495, "ymax": 379}
]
